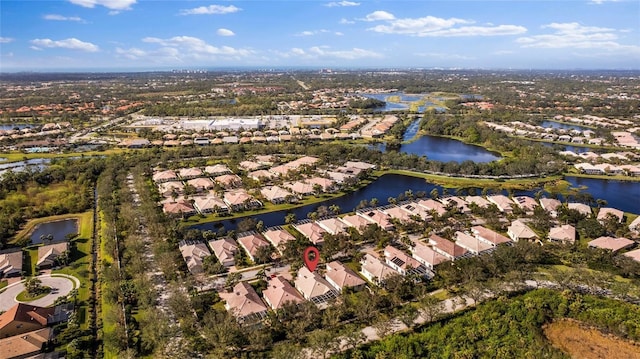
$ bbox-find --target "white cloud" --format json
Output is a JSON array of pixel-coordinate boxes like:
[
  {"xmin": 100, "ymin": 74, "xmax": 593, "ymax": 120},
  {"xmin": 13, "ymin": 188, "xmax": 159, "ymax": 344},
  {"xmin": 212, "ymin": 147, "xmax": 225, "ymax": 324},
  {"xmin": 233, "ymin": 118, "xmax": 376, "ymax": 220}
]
[
  {"xmin": 325, "ymin": 1, "xmax": 360, "ymax": 7},
  {"xmin": 283, "ymin": 46, "xmax": 382, "ymax": 60},
  {"xmin": 115, "ymin": 47, "xmax": 147, "ymax": 59},
  {"xmin": 340, "ymin": 18, "xmax": 355, "ymax": 25},
  {"xmin": 141, "ymin": 36, "xmax": 252, "ymax": 57},
  {"xmin": 415, "ymin": 52, "xmax": 475, "ymax": 60},
  {"xmin": 590, "ymin": 0, "xmax": 621, "ymax": 4},
  {"xmin": 0, "ymin": 37, "xmax": 14, "ymax": 43},
  {"xmin": 30, "ymin": 38, "xmax": 99, "ymax": 52},
  {"xmin": 295, "ymin": 29, "xmax": 331, "ymax": 36},
  {"xmin": 68, "ymin": 0, "xmax": 136, "ymax": 10},
  {"xmin": 516, "ymin": 22, "xmax": 639, "ymax": 53},
  {"xmin": 217, "ymin": 28, "xmax": 235, "ymax": 37},
  {"xmin": 43, "ymin": 14, "xmax": 85, "ymax": 22},
  {"xmin": 365, "ymin": 12, "xmax": 526, "ymax": 37},
  {"xmin": 361, "ymin": 11, "xmax": 395, "ymax": 22},
  {"xmin": 179, "ymin": 5, "xmax": 241, "ymax": 15}
]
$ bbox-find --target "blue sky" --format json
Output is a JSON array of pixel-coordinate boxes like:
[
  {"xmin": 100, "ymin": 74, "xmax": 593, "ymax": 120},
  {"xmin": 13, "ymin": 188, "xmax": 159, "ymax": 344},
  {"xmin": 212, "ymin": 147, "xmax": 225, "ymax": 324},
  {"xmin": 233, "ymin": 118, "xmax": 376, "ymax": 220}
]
[{"xmin": 1, "ymin": 0, "xmax": 639, "ymax": 71}]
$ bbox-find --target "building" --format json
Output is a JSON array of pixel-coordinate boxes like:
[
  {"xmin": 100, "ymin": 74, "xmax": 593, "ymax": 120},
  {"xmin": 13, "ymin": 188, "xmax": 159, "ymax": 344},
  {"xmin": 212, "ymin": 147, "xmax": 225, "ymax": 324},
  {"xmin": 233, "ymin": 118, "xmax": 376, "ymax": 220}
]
[
  {"xmin": 262, "ymin": 228, "xmax": 296, "ymax": 254},
  {"xmin": 204, "ymin": 164, "xmax": 232, "ymax": 176},
  {"xmin": 416, "ymin": 199, "xmax": 447, "ymax": 216},
  {"xmin": 339, "ymin": 214, "xmax": 372, "ymax": 233},
  {"xmin": 36, "ymin": 241, "xmax": 69, "ymax": 269},
  {"xmin": 193, "ymin": 195, "xmax": 228, "ymax": 214},
  {"xmin": 262, "ymin": 276, "xmax": 305, "ymax": 310},
  {"xmin": 454, "ymin": 231, "xmax": 493, "ymax": 255},
  {"xmin": 588, "ymin": 236, "xmax": 635, "ymax": 253},
  {"xmin": 568, "ymin": 203, "xmax": 592, "ymax": 217},
  {"xmin": 487, "ymin": 195, "xmax": 514, "ymax": 213},
  {"xmin": 237, "ymin": 232, "xmax": 271, "ymax": 263},
  {"xmin": 223, "ymin": 189, "xmax": 262, "ymax": 212},
  {"xmin": 178, "ymin": 241, "xmax": 211, "ymax": 274},
  {"xmin": 316, "ymin": 217, "xmax": 348, "ymax": 235},
  {"xmin": 261, "ymin": 186, "xmax": 293, "ymax": 204},
  {"xmin": 324, "ymin": 261, "xmax": 366, "ymax": 292},
  {"xmin": 383, "ymin": 246, "xmax": 430, "ymax": 277},
  {"xmin": 0, "ymin": 249, "xmax": 23, "ymax": 277},
  {"xmin": 214, "ymin": 174, "xmax": 242, "ymax": 189},
  {"xmin": 597, "ymin": 207, "xmax": 624, "ymax": 223},
  {"xmin": 0, "ymin": 303, "xmax": 56, "ymax": 338},
  {"xmin": 507, "ymin": 220, "xmax": 538, "ymax": 242},
  {"xmin": 223, "ymin": 282, "xmax": 268, "ymax": 323},
  {"xmin": 539, "ymin": 198, "xmax": 562, "ymax": 217},
  {"xmin": 178, "ymin": 167, "xmax": 203, "ymax": 180},
  {"xmin": 548, "ymin": 224, "xmax": 576, "ymax": 244},
  {"xmin": 294, "ymin": 266, "xmax": 338, "ymax": 304},
  {"xmin": 186, "ymin": 177, "xmax": 215, "ymax": 192},
  {"xmin": 428, "ymin": 234, "xmax": 469, "ymax": 260},
  {"xmin": 512, "ymin": 196, "xmax": 538, "ymax": 213},
  {"xmin": 470, "ymin": 226, "xmax": 512, "ymax": 246},
  {"xmin": 357, "ymin": 209, "xmax": 394, "ymax": 231},
  {"xmin": 152, "ymin": 169, "xmax": 178, "ymax": 183},
  {"xmin": 293, "ymin": 222, "xmax": 327, "ymax": 246},
  {"xmin": 0, "ymin": 327, "xmax": 52, "ymax": 359},
  {"xmin": 162, "ymin": 200, "xmax": 196, "ymax": 217},
  {"xmin": 360, "ymin": 253, "xmax": 399, "ymax": 285},
  {"xmin": 207, "ymin": 237, "xmax": 238, "ymax": 267},
  {"xmin": 465, "ymin": 196, "xmax": 491, "ymax": 208},
  {"xmin": 623, "ymin": 248, "xmax": 640, "ymax": 263},
  {"xmin": 410, "ymin": 240, "xmax": 449, "ymax": 269}
]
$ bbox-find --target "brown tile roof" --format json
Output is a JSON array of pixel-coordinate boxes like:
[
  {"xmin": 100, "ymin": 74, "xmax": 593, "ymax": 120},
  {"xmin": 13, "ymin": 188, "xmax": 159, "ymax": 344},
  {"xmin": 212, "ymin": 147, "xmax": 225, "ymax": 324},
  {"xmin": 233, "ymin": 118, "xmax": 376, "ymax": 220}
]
[
  {"xmin": 0, "ymin": 304, "xmax": 54, "ymax": 337},
  {"xmin": 223, "ymin": 282, "xmax": 268, "ymax": 320},
  {"xmin": 428, "ymin": 234, "xmax": 468, "ymax": 259},
  {"xmin": 588, "ymin": 236, "xmax": 635, "ymax": 252},
  {"xmin": 262, "ymin": 276, "xmax": 304, "ymax": 310},
  {"xmin": 325, "ymin": 261, "xmax": 365, "ymax": 291},
  {"xmin": 0, "ymin": 327, "xmax": 52, "ymax": 359}
]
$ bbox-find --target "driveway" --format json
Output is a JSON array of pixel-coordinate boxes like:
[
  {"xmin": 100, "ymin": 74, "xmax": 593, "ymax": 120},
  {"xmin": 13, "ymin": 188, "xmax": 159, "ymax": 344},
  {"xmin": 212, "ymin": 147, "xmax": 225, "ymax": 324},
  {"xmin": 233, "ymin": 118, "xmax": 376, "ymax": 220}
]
[{"xmin": 0, "ymin": 274, "xmax": 79, "ymax": 311}]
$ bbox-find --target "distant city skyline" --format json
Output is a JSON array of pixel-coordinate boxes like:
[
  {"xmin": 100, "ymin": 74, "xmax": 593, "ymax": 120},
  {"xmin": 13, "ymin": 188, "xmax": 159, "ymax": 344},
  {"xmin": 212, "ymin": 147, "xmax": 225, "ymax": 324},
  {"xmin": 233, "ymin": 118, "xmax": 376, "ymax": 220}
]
[{"xmin": 1, "ymin": 0, "xmax": 639, "ymax": 71}]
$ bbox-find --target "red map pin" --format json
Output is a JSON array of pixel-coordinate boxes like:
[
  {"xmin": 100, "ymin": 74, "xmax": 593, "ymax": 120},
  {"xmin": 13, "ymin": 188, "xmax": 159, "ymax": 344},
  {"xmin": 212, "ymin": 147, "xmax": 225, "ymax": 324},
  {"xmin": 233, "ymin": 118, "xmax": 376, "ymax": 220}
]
[{"xmin": 303, "ymin": 246, "xmax": 320, "ymax": 272}]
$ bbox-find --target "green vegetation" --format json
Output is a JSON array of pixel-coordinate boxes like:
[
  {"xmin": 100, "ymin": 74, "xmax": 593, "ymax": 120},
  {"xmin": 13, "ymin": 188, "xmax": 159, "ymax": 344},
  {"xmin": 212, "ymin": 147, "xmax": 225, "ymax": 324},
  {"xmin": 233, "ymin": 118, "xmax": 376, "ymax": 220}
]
[
  {"xmin": 16, "ymin": 287, "xmax": 51, "ymax": 301},
  {"xmin": 338, "ymin": 289, "xmax": 640, "ymax": 359}
]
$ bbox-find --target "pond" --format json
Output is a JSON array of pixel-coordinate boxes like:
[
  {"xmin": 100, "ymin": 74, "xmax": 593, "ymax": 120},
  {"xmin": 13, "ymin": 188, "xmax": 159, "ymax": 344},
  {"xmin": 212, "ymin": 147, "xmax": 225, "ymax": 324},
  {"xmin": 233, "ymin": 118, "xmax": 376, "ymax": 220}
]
[
  {"xmin": 401, "ymin": 135, "xmax": 501, "ymax": 163},
  {"xmin": 29, "ymin": 218, "xmax": 78, "ymax": 244},
  {"xmin": 0, "ymin": 124, "xmax": 32, "ymax": 131},
  {"xmin": 0, "ymin": 158, "xmax": 51, "ymax": 176},
  {"xmin": 359, "ymin": 92, "xmax": 428, "ymax": 112},
  {"xmin": 564, "ymin": 177, "xmax": 640, "ymax": 214},
  {"xmin": 541, "ymin": 120, "xmax": 590, "ymax": 131},
  {"xmin": 191, "ymin": 174, "xmax": 535, "ymax": 233}
]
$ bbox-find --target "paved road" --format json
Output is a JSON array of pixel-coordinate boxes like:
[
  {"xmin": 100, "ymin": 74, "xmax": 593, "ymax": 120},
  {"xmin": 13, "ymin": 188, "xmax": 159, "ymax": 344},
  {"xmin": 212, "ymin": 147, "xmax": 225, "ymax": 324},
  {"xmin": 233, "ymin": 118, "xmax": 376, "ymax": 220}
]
[{"xmin": 0, "ymin": 274, "xmax": 79, "ymax": 311}]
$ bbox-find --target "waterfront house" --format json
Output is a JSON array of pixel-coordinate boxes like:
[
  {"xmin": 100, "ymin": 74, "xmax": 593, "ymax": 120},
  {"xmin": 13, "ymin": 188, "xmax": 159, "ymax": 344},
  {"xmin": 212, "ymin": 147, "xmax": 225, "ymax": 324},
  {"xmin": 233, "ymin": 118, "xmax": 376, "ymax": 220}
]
[
  {"xmin": 36, "ymin": 242, "xmax": 69, "ymax": 269},
  {"xmin": 262, "ymin": 228, "xmax": 296, "ymax": 254},
  {"xmin": 539, "ymin": 198, "xmax": 562, "ymax": 217},
  {"xmin": 597, "ymin": 207, "xmax": 624, "ymax": 223},
  {"xmin": 293, "ymin": 221, "xmax": 327, "ymax": 245},
  {"xmin": 178, "ymin": 240, "xmax": 211, "ymax": 274},
  {"xmin": 357, "ymin": 209, "xmax": 394, "ymax": 231},
  {"xmin": 193, "ymin": 195, "xmax": 228, "ymax": 214},
  {"xmin": 261, "ymin": 186, "xmax": 293, "ymax": 204},
  {"xmin": 339, "ymin": 214, "xmax": 371, "ymax": 233},
  {"xmin": 207, "ymin": 237, "xmax": 238, "ymax": 267},
  {"xmin": 237, "ymin": 232, "xmax": 271, "ymax": 263}
]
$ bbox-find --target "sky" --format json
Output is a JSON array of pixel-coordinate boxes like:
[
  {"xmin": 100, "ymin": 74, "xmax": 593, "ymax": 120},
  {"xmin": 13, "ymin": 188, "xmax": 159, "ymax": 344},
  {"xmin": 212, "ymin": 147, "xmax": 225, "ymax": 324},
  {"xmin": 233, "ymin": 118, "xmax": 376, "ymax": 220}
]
[{"xmin": 1, "ymin": 0, "xmax": 639, "ymax": 71}]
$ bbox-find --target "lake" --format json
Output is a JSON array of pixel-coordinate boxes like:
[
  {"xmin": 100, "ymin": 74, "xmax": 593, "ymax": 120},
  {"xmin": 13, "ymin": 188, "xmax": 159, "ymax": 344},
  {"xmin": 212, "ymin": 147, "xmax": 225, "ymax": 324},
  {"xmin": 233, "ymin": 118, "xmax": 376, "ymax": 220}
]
[
  {"xmin": 401, "ymin": 135, "xmax": 501, "ymax": 163},
  {"xmin": 564, "ymin": 177, "xmax": 640, "ymax": 213},
  {"xmin": 541, "ymin": 120, "xmax": 590, "ymax": 131},
  {"xmin": 191, "ymin": 174, "xmax": 535, "ymax": 232},
  {"xmin": 0, "ymin": 158, "xmax": 51, "ymax": 176},
  {"xmin": 0, "ymin": 124, "xmax": 32, "ymax": 131},
  {"xmin": 30, "ymin": 218, "xmax": 78, "ymax": 244}
]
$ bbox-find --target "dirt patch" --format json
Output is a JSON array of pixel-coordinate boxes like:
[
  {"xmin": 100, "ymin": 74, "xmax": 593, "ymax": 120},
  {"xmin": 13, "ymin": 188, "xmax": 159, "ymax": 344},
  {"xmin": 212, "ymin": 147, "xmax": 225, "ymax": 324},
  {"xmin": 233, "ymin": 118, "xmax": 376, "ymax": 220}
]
[{"xmin": 543, "ymin": 319, "xmax": 640, "ymax": 359}]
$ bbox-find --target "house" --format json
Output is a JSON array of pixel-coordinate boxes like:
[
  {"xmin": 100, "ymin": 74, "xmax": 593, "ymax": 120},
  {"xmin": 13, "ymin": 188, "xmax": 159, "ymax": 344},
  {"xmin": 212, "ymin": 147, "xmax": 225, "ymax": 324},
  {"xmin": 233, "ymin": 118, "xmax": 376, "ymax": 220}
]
[
  {"xmin": 454, "ymin": 231, "xmax": 493, "ymax": 255},
  {"xmin": 158, "ymin": 181, "xmax": 184, "ymax": 197},
  {"xmin": 597, "ymin": 207, "xmax": 624, "ymax": 223},
  {"xmin": 285, "ymin": 181, "xmax": 315, "ymax": 196},
  {"xmin": 416, "ymin": 199, "xmax": 447, "ymax": 216},
  {"xmin": 0, "ymin": 303, "xmax": 56, "ymax": 338},
  {"xmin": 439, "ymin": 196, "xmax": 470, "ymax": 214},
  {"xmin": 261, "ymin": 186, "xmax": 293, "ymax": 204},
  {"xmin": 316, "ymin": 217, "xmax": 348, "ymax": 235},
  {"xmin": 293, "ymin": 222, "xmax": 327, "ymax": 245},
  {"xmin": 568, "ymin": 203, "xmax": 592, "ymax": 217},
  {"xmin": 193, "ymin": 195, "xmax": 228, "ymax": 214},
  {"xmin": 487, "ymin": 195, "xmax": 514, "ymax": 212},
  {"xmin": 36, "ymin": 241, "xmax": 69, "ymax": 269},
  {"xmin": 223, "ymin": 282, "xmax": 268, "ymax": 323},
  {"xmin": 204, "ymin": 164, "xmax": 232, "ymax": 176},
  {"xmin": 152, "ymin": 169, "xmax": 178, "ymax": 183},
  {"xmin": 548, "ymin": 224, "xmax": 576, "ymax": 244},
  {"xmin": 262, "ymin": 276, "xmax": 305, "ymax": 310},
  {"xmin": 186, "ymin": 177, "xmax": 215, "ymax": 192},
  {"xmin": 381, "ymin": 205, "xmax": 414, "ymax": 223},
  {"xmin": 360, "ymin": 253, "xmax": 399, "ymax": 285},
  {"xmin": 325, "ymin": 261, "xmax": 366, "ymax": 292},
  {"xmin": 343, "ymin": 161, "xmax": 375, "ymax": 171},
  {"xmin": 0, "ymin": 327, "xmax": 52, "ymax": 359},
  {"xmin": 574, "ymin": 163, "xmax": 605, "ymax": 175},
  {"xmin": 214, "ymin": 174, "xmax": 242, "ymax": 189},
  {"xmin": 383, "ymin": 246, "xmax": 430, "ymax": 277},
  {"xmin": 207, "ymin": 237, "xmax": 238, "ymax": 267},
  {"xmin": 262, "ymin": 228, "xmax": 296, "ymax": 254},
  {"xmin": 410, "ymin": 240, "xmax": 449, "ymax": 269},
  {"xmin": 507, "ymin": 220, "xmax": 538, "ymax": 242},
  {"xmin": 539, "ymin": 198, "xmax": 562, "ymax": 217},
  {"xmin": 588, "ymin": 236, "xmax": 635, "ymax": 253},
  {"xmin": 623, "ymin": 248, "xmax": 640, "ymax": 263},
  {"xmin": 237, "ymin": 232, "xmax": 271, "ymax": 263},
  {"xmin": 294, "ymin": 266, "xmax": 338, "ymax": 304},
  {"xmin": 269, "ymin": 164, "xmax": 292, "ymax": 177},
  {"xmin": 465, "ymin": 196, "xmax": 491, "ymax": 208},
  {"xmin": 238, "ymin": 161, "xmax": 265, "ymax": 172},
  {"xmin": 428, "ymin": 234, "xmax": 469, "ymax": 260},
  {"xmin": 178, "ymin": 167, "xmax": 203, "ymax": 180},
  {"xmin": 0, "ymin": 249, "xmax": 22, "ymax": 277},
  {"xmin": 629, "ymin": 216, "xmax": 640, "ymax": 232},
  {"xmin": 178, "ymin": 240, "xmax": 211, "ymax": 274},
  {"xmin": 162, "ymin": 200, "xmax": 196, "ymax": 217},
  {"xmin": 306, "ymin": 177, "xmax": 336, "ymax": 193},
  {"xmin": 357, "ymin": 209, "xmax": 394, "ymax": 231},
  {"xmin": 339, "ymin": 214, "xmax": 371, "ymax": 233},
  {"xmin": 399, "ymin": 202, "xmax": 432, "ymax": 221},
  {"xmin": 223, "ymin": 189, "xmax": 262, "ymax": 212},
  {"xmin": 513, "ymin": 196, "xmax": 538, "ymax": 213},
  {"xmin": 248, "ymin": 169, "xmax": 275, "ymax": 182}
]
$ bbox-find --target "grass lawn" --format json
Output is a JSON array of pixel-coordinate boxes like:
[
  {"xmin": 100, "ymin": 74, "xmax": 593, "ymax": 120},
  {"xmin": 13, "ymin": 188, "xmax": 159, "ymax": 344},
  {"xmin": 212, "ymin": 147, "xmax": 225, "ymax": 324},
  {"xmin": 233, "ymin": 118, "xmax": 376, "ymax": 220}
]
[
  {"xmin": 15, "ymin": 287, "xmax": 51, "ymax": 302},
  {"xmin": 0, "ymin": 148, "xmax": 123, "ymax": 163},
  {"xmin": 383, "ymin": 169, "xmax": 562, "ymax": 190},
  {"xmin": 99, "ymin": 211, "xmax": 118, "ymax": 359},
  {"xmin": 0, "ymin": 280, "xmax": 7, "ymax": 290},
  {"xmin": 564, "ymin": 171, "xmax": 640, "ymax": 182}
]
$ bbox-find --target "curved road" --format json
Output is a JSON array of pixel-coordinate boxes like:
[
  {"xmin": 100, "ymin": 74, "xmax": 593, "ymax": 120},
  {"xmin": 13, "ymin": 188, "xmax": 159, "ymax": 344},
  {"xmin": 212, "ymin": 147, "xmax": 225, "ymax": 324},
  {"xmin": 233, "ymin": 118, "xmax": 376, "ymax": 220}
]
[{"xmin": 0, "ymin": 274, "xmax": 79, "ymax": 311}]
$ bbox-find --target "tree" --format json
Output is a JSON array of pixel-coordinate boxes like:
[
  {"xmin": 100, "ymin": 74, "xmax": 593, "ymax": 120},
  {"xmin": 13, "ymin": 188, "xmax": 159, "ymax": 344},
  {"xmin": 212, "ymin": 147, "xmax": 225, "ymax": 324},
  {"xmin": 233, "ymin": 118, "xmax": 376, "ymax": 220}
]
[
  {"xmin": 254, "ymin": 244, "xmax": 273, "ymax": 264},
  {"xmin": 285, "ymin": 213, "xmax": 297, "ymax": 224},
  {"xmin": 370, "ymin": 198, "xmax": 379, "ymax": 208},
  {"xmin": 308, "ymin": 329, "xmax": 339, "ymax": 359},
  {"xmin": 430, "ymin": 188, "xmax": 439, "ymax": 199},
  {"xmin": 329, "ymin": 204, "xmax": 341, "ymax": 215},
  {"xmin": 225, "ymin": 272, "xmax": 242, "ymax": 291},
  {"xmin": 24, "ymin": 276, "xmax": 45, "ymax": 295}
]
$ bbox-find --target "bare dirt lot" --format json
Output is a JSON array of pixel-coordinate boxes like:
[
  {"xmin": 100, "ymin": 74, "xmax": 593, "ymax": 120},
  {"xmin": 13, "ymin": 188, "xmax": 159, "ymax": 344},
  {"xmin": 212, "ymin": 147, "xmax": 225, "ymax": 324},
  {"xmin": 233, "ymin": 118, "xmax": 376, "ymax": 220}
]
[{"xmin": 544, "ymin": 319, "xmax": 640, "ymax": 359}]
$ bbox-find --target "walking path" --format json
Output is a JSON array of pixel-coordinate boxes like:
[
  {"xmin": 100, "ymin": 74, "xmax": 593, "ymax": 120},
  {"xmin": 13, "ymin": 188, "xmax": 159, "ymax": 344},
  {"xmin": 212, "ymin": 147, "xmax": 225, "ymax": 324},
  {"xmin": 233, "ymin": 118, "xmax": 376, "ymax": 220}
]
[{"xmin": 0, "ymin": 273, "xmax": 79, "ymax": 311}]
